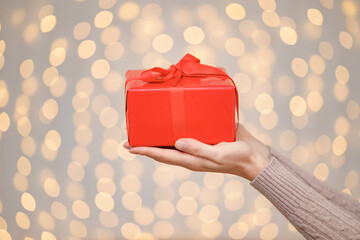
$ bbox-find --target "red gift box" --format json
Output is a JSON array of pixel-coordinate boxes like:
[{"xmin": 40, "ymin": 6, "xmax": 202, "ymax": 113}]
[{"xmin": 125, "ymin": 54, "xmax": 238, "ymax": 147}]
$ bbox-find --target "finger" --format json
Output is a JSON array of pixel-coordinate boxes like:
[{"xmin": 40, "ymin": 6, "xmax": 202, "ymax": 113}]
[
  {"xmin": 129, "ymin": 146, "xmax": 217, "ymax": 171},
  {"xmin": 123, "ymin": 142, "xmax": 131, "ymax": 149},
  {"xmin": 175, "ymin": 138, "xmax": 219, "ymax": 159}
]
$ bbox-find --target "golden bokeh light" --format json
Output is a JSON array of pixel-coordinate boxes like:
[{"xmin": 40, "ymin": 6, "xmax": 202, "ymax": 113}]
[
  {"xmin": 1, "ymin": 1, "xmax": 359, "ymax": 239},
  {"xmin": 17, "ymin": 156, "xmax": 31, "ymax": 176},
  {"xmin": 41, "ymin": 15, "xmax": 57, "ymax": 33},
  {"xmin": 224, "ymin": 192, "xmax": 244, "ymax": 211},
  {"xmin": 91, "ymin": 59, "xmax": 110, "ymax": 79},
  {"xmin": 339, "ymin": 31, "xmax": 353, "ymax": 49},
  {"xmin": 43, "ymin": 67, "xmax": 59, "ymax": 87},
  {"xmin": 72, "ymin": 91, "xmax": 90, "ymax": 112},
  {"xmin": 154, "ymin": 200, "xmax": 174, "ymax": 219},
  {"xmin": 22, "ymin": 76, "xmax": 38, "ymax": 96},
  {"xmin": 346, "ymin": 100, "xmax": 360, "ymax": 120},
  {"xmin": 255, "ymin": 93, "xmax": 274, "ymax": 114},
  {"xmin": 345, "ymin": 170, "xmax": 358, "ymax": 189},
  {"xmin": 334, "ymin": 116, "xmax": 350, "ymax": 136},
  {"xmin": 94, "ymin": 11, "xmax": 113, "ymax": 29},
  {"xmin": 97, "ymin": 177, "xmax": 116, "ymax": 195},
  {"xmin": 68, "ymin": 161, "xmax": 85, "ymax": 181},
  {"xmin": 307, "ymin": 9, "xmax": 323, "ymax": 26},
  {"xmin": 292, "ymin": 113, "xmax": 309, "ymax": 129},
  {"xmin": 225, "ymin": 38, "xmax": 245, "ymax": 57},
  {"xmin": 332, "ymin": 135, "xmax": 347, "ymax": 156},
  {"xmin": 307, "ymin": 91, "xmax": 323, "ymax": 112},
  {"xmin": 313, "ymin": 163, "xmax": 329, "ymax": 182},
  {"xmin": 176, "ymin": 197, "xmax": 198, "ymax": 216},
  {"xmin": 99, "ymin": 0, "xmax": 117, "ymax": 9},
  {"xmin": 96, "ymin": 192, "xmax": 115, "ymax": 211},
  {"xmin": 260, "ymin": 223, "xmax": 278, "ymax": 240},
  {"xmin": 41, "ymin": 231, "xmax": 56, "ymax": 240},
  {"xmin": 228, "ymin": 221, "xmax": 249, "ymax": 239},
  {"xmin": 23, "ymin": 23, "xmax": 39, "ymax": 43},
  {"xmin": 342, "ymin": 0, "xmax": 357, "ymax": 17},
  {"xmin": 21, "ymin": 192, "xmax": 36, "ymax": 212},
  {"xmin": 333, "ymin": 82, "xmax": 349, "ymax": 102},
  {"xmin": 318, "ymin": 41, "xmax": 334, "ymax": 60},
  {"xmin": 259, "ymin": 111, "xmax": 278, "ymax": 130},
  {"xmin": 239, "ymin": 20, "xmax": 258, "ymax": 38},
  {"xmin": 72, "ymin": 145, "xmax": 90, "ymax": 166},
  {"xmin": 183, "ymin": 26, "xmax": 205, "ymax": 45},
  {"xmin": 320, "ymin": 0, "xmax": 334, "ymax": 9},
  {"xmin": 73, "ymin": 22, "xmax": 91, "ymax": 40},
  {"xmin": 38, "ymin": 5, "xmax": 54, "ymax": 20},
  {"xmin": 72, "ymin": 200, "xmax": 90, "ymax": 219},
  {"xmin": 45, "ymin": 130, "xmax": 61, "ymax": 151},
  {"xmin": 122, "ymin": 192, "xmax": 142, "ymax": 211},
  {"xmin": 0, "ymin": 230, "xmax": 12, "ymax": 240},
  {"xmin": 118, "ymin": 2, "xmax": 140, "ymax": 21},
  {"xmin": 20, "ymin": 59, "xmax": 34, "ymax": 79},
  {"xmin": 226, "ymin": 3, "xmax": 246, "ymax": 20},
  {"xmin": 262, "ymin": 10, "xmax": 280, "ymax": 28},
  {"xmin": 78, "ymin": 40, "xmax": 96, "ymax": 59},
  {"xmin": 121, "ymin": 174, "xmax": 141, "ymax": 193},
  {"xmin": 289, "ymin": 96, "xmax": 307, "ymax": 116},
  {"xmin": 335, "ymin": 65, "xmax": 350, "ymax": 85},
  {"xmin": 121, "ymin": 222, "xmax": 142, "ymax": 239},
  {"xmin": 105, "ymin": 42, "xmax": 124, "ymax": 61},
  {"xmin": 21, "ymin": 136, "xmax": 36, "ymax": 157},
  {"xmin": 38, "ymin": 211, "xmax": 55, "ymax": 230},
  {"xmin": 252, "ymin": 30, "xmax": 271, "ymax": 48},
  {"xmin": 134, "ymin": 207, "xmax": 154, "ymax": 226},
  {"xmin": 41, "ymin": 99, "xmax": 59, "ymax": 121},
  {"xmin": 101, "ymin": 139, "xmax": 119, "ymax": 160},
  {"xmin": 258, "ymin": 0, "xmax": 276, "ymax": 11},
  {"xmin": 178, "ymin": 181, "xmax": 200, "ymax": 198},
  {"xmin": 309, "ymin": 55, "xmax": 325, "ymax": 75},
  {"xmin": 44, "ymin": 178, "xmax": 60, "ymax": 198},
  {"xmin": 51, "ymin": 201, "xmax": 67, "ymax": 220},
  {"xmin": 15, "ymin": 211, "xmax": 30, "ymax": 229},
  {"xmin": 203, "ymin": 172, "xmax": 224, "ymax": 190},
  {"xmin": 0, "ymin": 112, "xmax": 10, "ymax": 132},
  {"xmin": 49, "ymin": 47, "xmax": 66, "ymax": 67},
  {"xmin": 152, "ymin": 34, "xmax": 174, "ymax": 53},
  {"xmin": 99, "ymin": 211, "xmax": 119, "ymax": 228},
  {"xmin": 12, "ymin": 8, "xmax": 26, "ymax": 26},
  {"xmin": 153, "ymin": 221, "xmax": 174, "ymax": 238},
  {"xmin": 69, "ymin": 220, "xmax": 87, "ymax": 238}
]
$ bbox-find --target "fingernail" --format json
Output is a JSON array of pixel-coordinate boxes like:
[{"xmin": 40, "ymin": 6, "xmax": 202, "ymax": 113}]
[{"xmin": 175, "ymin": 140, "xmax": 188, "ymax": 150}]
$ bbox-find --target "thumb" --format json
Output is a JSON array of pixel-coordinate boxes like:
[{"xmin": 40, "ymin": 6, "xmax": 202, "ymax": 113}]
[{"xmin": 175, "ymin": 138, "xmax": 217, "ymax": 159}]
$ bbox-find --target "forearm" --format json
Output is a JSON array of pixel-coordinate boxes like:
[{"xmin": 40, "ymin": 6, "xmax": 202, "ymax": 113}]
[
  {"xmin": 251, "ymin": 153, "xmax": 360, "ymax": 240},
  {"xmin": 270, "ymin": 148, "xmax": 360, "ymax": 219}
]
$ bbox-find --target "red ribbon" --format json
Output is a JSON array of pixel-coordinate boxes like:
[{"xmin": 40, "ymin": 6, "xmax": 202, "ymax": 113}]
[
  {"xmin": 136, "ymin": 54, "xmax": 231, "ymax": 86},
  {"xmin": 126, "ymin": 54, "xmax": 240, "ymax": 134}
]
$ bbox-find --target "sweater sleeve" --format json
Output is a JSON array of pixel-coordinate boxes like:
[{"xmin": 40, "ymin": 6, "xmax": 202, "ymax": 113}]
[{"xmin": 250, "ymin": 149, "xmax": 360, "ymax": 240}]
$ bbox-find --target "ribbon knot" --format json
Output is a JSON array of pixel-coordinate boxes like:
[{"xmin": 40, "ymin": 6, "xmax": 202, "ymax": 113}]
[{"xmin": 132, "ymin": 54, "xmax": 229, "ymax": 86}]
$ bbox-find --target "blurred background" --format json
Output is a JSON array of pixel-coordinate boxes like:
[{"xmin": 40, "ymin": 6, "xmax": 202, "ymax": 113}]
[{"xmin": 0, "ymin": 0, "xmax": 359, "ymax": 239}]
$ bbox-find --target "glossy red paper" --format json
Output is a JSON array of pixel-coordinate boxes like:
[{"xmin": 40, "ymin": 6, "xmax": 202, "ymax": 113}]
[{"xmin": 125, "ymin": 70, "xmax": 237, "ymax": 147}]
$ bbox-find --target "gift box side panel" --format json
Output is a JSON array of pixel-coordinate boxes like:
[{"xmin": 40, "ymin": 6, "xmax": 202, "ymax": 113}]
[
  {"xmin": 184, "ymin": 86, "xmax": 236, "ymax": 144},
  {"xmin": 126, "ymin": 88, "xmax": 175, "ymax": 146}
]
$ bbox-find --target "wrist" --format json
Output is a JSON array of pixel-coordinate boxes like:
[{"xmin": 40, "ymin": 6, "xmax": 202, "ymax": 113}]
[{"xmin": 247, "ymin": 142, "xmax": 271, "ymax": 181}]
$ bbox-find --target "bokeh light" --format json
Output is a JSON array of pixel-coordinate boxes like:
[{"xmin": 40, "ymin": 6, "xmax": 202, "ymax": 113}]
[{"xmin": 1, "ymin": 1, "xmax": 359, "ymax": 239}]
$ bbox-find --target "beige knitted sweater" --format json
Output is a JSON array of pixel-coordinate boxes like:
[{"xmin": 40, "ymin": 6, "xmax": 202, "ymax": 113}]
[{"xmin": 251, "ymin": 148, "xmax": 360, "ymax": 239}]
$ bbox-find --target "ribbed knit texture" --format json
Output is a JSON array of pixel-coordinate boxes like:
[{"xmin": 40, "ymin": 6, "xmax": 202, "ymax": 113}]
[{"xmin": 251, "ymin": 148, "xmax": 360, "ymax": 240}]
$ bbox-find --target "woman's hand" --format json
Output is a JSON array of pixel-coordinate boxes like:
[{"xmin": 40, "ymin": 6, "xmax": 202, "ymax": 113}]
[{"xmin": 123, "ymin": 124, "xmax": 270, "ymax": 181}]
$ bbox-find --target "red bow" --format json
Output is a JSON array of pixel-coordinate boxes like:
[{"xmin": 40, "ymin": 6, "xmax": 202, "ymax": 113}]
[
  {"xmin": 137, "ymin": 54, "xmax": 230, "ymax": 86},
  {"xmin": 126, "ymin": 54, "xmax": 239, "ymax": 125}
]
